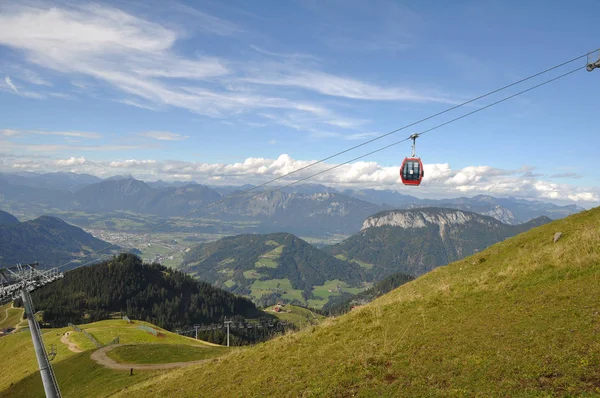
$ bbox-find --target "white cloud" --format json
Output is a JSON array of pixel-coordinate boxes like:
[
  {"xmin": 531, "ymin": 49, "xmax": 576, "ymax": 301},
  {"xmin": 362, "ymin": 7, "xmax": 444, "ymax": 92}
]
[
  {"xmin": 0, "ymin": 129, "xmax": 20, "ymax": 137},
  {"xmin": 116, "ymin": 99, "xmax": 158, "ymax": 110},
  {"xmin": 5, "ymin": 76, "xmax": 18, "ymax": 93},
  {"xmin": 20, "ymin": 68, "xmax": 51, "ymax": 86},
  {"xmin": 170, "ymin": 3, "xmax": 242, "ymax": 36},
  {"xmin": 4, "ymin": 74, "xmax": 45, "ymax": 98},
  {"xmin": 1, "ymin": 153, "xmax": 597, "ymax": 205},
  {"xmin": 109, "ymin": 159, "xmax": 157, "ymax": 168},
  {"xmin": 241, "ymin": 70, "xmax": 458, "ymax": 103},
  {"xmin": 0, "ymin": 140, "xmax": 138, "ymax": 153},
  {"xmin": 1, "ymin": 129, "xmax": 102, "ymax": 139},
  {"xmin": 56, "ymin": 156, "xmax": 86, "ymax": 166},
  {"xmin": 0, "ymin": 2, "xmax": 456, "ymax": 132},
  {"xmin": 138, "ymin": 131, "xmax": 189, "ymax": 141},
  {"xmin": 344, "ymin": 132, "xmax": 379, "ymax": 140},
  {"xmin": 249, "ymin": 45, "xmax": 319, "ymax": 61}
]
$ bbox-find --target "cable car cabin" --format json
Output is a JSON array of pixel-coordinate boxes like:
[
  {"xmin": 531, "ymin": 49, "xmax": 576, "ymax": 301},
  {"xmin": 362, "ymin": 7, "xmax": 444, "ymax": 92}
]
[{"xmin": 400, "ymin": 157, "xmax": 424, "ymax": 186}]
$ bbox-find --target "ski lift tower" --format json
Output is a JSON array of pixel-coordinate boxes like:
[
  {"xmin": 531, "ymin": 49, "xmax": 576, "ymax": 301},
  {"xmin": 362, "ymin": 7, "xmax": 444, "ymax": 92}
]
[
  {"xmin": 587, "ymin": 49, "xmax": 600, "ymax": 72},
  {"xmin": 0, "ymin": 263, "xmax": 64, "ymax": 398}
]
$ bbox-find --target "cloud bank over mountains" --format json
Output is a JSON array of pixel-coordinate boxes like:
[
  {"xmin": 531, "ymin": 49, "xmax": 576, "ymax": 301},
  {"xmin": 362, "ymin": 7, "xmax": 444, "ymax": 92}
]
[{"xmin": 1, "ymin": 153, "xmax": 597, "ymax": 206}]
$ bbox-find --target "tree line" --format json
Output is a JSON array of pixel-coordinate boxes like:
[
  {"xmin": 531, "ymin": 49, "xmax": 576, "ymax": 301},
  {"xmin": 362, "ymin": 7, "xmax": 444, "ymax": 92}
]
[{"xmin": 24, "ymin": 253, "xmax": 269, "ymax": 339}]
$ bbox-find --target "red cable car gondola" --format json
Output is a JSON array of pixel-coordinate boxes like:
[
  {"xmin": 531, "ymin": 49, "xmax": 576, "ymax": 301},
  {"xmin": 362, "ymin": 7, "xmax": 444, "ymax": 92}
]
[{"xmin": 400, "ymin": 134, "xmax": 424, "ymax": 186}]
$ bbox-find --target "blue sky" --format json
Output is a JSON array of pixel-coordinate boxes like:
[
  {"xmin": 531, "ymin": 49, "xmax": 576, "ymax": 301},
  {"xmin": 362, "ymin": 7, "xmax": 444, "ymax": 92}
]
[{"xmin": 0, "ymin": 0, "xmax": 599, "ymax": 205}]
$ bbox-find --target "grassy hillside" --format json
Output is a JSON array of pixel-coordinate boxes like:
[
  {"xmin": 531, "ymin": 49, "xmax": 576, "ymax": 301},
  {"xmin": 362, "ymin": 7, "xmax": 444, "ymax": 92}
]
[
  {"xmin": 66, "ymin": 319, "xmax": 219, "ymax": 351},
  {"xmin": 264, "ymin": 304, "xmax": 325, "ymax": 328},
  {"xmin": 0, "ymin": 302, "xmax": 24, "ymax": 330},
  {"xmin": 0, "ymin": 326, "xmax": 77, "ymax": 392},
  {"xmin": 0, "ymin": 351, "xmax": 159, "ymax": 398},
  {"xmin": 107, "ymin": 344, "xmax": 228, "ymax": 364},
  {"xmin": 112, "ymin": 206, "xmax": 600, "ymax": 397},
  {"xmin": 182, "ymin": 232, "xmax": 365, "ymax": 308},
  {"xmin": 0, "ymin": 318, "xmax": 223, "ymax": 398}
]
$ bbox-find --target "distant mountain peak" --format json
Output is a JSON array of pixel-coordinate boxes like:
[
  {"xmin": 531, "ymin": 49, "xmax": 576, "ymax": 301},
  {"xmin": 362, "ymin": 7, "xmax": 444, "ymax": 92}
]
[
  {"xmin": 362, "ymin": 208, "xmax": 491, "ymax": 231},
  {"xmin": 0, "ymin": 210, "xmax": 19, "ymax": 226}
]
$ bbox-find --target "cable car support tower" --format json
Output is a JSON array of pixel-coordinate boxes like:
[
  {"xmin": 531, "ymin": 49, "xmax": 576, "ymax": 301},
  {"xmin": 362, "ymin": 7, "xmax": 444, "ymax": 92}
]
[{"xmin": 0, "ymin": 263, "xmax": 64, "ymax": 398}]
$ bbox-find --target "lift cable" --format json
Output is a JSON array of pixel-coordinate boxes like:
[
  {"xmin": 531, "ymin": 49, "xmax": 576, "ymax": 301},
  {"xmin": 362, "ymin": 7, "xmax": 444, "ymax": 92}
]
[
  {"xmin": 50, "ymin": 62, "xmax": 587, "ymax": 273},
  {"xmin": 147, "ymin": 50, "xmax": 595, "ymax": 232}
]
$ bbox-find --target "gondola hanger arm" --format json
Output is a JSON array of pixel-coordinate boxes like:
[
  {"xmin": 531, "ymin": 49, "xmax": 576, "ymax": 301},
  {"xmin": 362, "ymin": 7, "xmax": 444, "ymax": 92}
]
[{"xmin": 409, "ymin": 133, "xmax": 419, "ymax": 157}]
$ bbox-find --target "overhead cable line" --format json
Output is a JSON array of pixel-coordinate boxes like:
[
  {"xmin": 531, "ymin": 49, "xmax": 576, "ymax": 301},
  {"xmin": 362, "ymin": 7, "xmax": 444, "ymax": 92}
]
[
  {"xmin": 51, "ymin": 62, "xmax": 586, "ymax": 273},
  {"xmin": 147, "ymin": 50, "xmax": 593, "ymax": 231}
]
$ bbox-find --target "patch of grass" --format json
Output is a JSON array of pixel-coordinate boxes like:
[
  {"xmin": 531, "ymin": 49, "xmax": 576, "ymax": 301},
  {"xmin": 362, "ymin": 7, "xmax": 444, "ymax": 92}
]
[
  {"xmin": 254, "ymin": 245, "xmax": 284, "ymax": 268},
  {"xmin": 109, "ymin": 207, "xmax": 600, "ymax": 397},
  {"xmin": 254, "ymin": 257, "xmax": 278, "ymax": 268},
  {"xmin": 217, "ymin": 268, "xmax": 234, "ymax": 277},
  {"xmin": 223, "ymin": 279, "xmax": 236, "ymax": 288},
  {"xmin": 0, "ymin": 326, "xmax": 75, "ymax": 392},
  {"xmin": 250, "ymin": 279, "xmax": 303, "ymax": 302},
  {"xmin": 0, "ymin": 351, "xmax": 159, "ymax": 398},
  {"xmin": 266, "ymin": 305, "xmax": 325, "ymax": 328},
  {"xmin": 308, "ymin": 280, "xmax": 364, "ymax": 309},
  {"xmin": 334, "ymin": 253, "xmax": 374, "ymax": 270},
  {"xmin": 107, "ymin": 344, "xmax": 230, "ymax": 364},
  {"xmin": 242, "ymin": 270, "xmax": 266, "ymax": 279},
  {"xmin": 0, "ymin": 303, "xmax": 24, "ymax": 330},
  {"xmin": 68, "ymin": 320, "xmax": 215, "ymax": 348},
  {"xmin": 306, "ymin": 298, "xmax": 328, "ymax": 309},
  {"xmin": 311, "ymin": 280, "xmax": 353, "ymax": 300}
]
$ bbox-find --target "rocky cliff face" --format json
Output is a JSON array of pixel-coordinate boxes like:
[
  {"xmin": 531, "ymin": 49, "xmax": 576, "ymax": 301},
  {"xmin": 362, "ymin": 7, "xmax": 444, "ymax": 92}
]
[
  {"xmin": 361, "ymin": 208, "xmax": 489, "ymax": 231},
  {"xmin": 328, "ymin": 207, "xmax": 551, "ymax": 279}
]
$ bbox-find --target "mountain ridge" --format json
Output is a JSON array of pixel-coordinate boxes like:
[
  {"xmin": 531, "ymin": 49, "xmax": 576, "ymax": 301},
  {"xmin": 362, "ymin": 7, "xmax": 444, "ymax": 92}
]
[
  {"xmin": 326, "ymin": 207, "xmax": 551, "ymax": 279},
  {"xmin": 0, "ymin": 210, "xmax": 19, "ymax": 226},
  {"xmin": 0, "ymin": 215, "xmax": 115, "ymax": 269}
]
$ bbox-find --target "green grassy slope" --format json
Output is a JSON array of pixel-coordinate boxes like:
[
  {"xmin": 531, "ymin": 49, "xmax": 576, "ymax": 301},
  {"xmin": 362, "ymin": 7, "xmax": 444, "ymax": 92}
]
[
  {"xmin": 0, "ymin": 319, "xmax": 221, "ymax": 397},
  {"xmin": 265, "ymin": 304, "xmax": 325, "ymax": 328},
  {"xmin": 107, "ymin": 344, "xmax": 229, "ymax": 364},
  {"xmin": 113, "ymin": 206, "xmax": 600, "ymax": 397},
  {"xmin": 182, "ymin": 232, "xmax": 365, "ymax": 306},
  {"xmin": 0, "ymin": 302, "xmax": 24, "ymax": 330},
  {"xmin": 67, "ymin": 319, "xmax": 218, "ymax": 351},
  {"xmin": 0, "ymin": 351, "xmax": 159, "ymax": 398},
  {"xmin": 0, "ymin": 326, "xmax": 77, "ymax": 392}
]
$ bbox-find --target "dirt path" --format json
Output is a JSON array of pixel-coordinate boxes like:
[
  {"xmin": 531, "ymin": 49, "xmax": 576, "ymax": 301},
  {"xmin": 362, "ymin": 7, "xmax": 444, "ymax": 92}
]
[
  {"xmin": 90, "ymin": 345, "xmax": 211, "ymax": 371},
  {"xmin": 0, "ymin": 304, "xmax": 9, "ymax": 325},
  {"xmin": 61, "ymin": 332, "xmax": 83, "ymax": 353}
]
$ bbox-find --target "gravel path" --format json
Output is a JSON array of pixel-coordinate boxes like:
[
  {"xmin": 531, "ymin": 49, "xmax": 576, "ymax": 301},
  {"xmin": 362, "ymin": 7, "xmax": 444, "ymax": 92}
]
[
  {"xmin": 90, "ymin": 345, "xmax": 211, "ymax": 371},
  {"xmin": 60, "ymin": 332, "xmax": 83, "ymax": 353},
  {"xmin": 0, "ymin": 305, "xmax": 9, "ymax": 325}
]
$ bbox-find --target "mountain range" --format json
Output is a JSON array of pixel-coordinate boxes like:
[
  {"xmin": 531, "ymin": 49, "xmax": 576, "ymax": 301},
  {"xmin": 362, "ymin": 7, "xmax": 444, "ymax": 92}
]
[
  {"xmin": 0, "ymin": 211, "xmax": 115, "ymax": 269},
  {"xmin": 181, "ymin": 208, "xmax": 550, "ymax": 308},
  {"xmin": 0, "ymin": 172, "xmax": 584, "ymax": 238}
]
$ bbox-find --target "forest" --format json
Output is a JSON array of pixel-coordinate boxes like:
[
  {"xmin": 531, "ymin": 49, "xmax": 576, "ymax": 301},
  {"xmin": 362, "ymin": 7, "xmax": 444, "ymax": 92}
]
[{"xmin": 24, "ymin": 254, "xmax": 267, "ymax": 334}]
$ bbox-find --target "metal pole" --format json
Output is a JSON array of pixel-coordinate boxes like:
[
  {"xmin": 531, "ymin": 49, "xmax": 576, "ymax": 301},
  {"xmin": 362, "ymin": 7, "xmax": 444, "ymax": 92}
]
[
  {"xmin": 224, "ymin": 319, "xmax": 232, "ymax": 347},
  {"xmin": 21, "ymin": 288, "xmax": 61, "ymax": 398}
]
